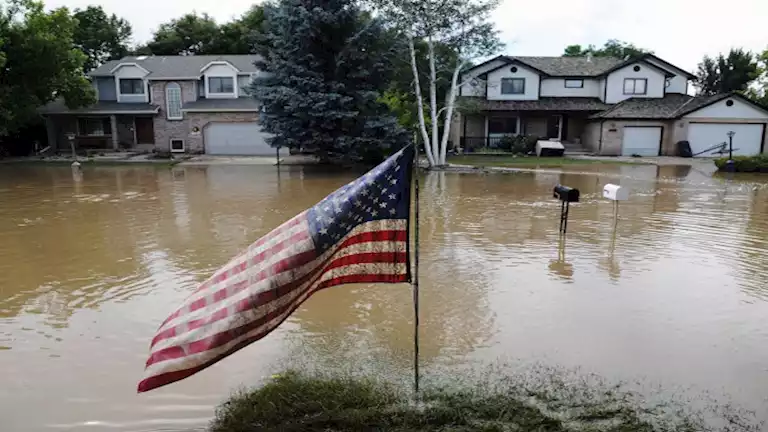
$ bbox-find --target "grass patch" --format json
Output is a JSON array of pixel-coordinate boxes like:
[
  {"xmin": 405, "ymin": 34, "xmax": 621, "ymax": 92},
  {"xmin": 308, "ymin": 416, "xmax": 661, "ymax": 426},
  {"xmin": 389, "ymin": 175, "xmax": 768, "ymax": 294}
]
[
  {"xmin": 449, "ymin": 155, "xmax": 647, "ymax": 168},
  {"xmin": 210, "ymin": 369, "xmax": 761, "ymax": 432},
  {"xmin": 715, "ymin": 155, "xmax": 768, "ymax": 172}
]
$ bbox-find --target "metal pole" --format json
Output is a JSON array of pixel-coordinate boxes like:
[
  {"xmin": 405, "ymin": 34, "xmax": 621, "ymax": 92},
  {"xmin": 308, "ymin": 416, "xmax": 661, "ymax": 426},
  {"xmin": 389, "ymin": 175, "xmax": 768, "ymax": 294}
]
[
  {"xmin": 412, "ymin": 142, "xmax": 420, "ymax": 395},
  {"xmin": 563, "ymin": 202, "xmax": 570, "ymax": 235},
  {"xmin": 728, "ymin": 134, "xmax": 733, "ymax": 160}
]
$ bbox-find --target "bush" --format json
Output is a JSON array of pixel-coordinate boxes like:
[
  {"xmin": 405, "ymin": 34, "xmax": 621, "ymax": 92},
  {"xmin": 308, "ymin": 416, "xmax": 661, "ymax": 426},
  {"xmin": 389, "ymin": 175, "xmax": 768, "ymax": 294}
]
[
  {"xmin": 499, "ymin": 135, "xmax": 539, "ymax": 155},
  {"xmin": 715, "ymin": 155, "xmax": 768, "ymax": 172}
]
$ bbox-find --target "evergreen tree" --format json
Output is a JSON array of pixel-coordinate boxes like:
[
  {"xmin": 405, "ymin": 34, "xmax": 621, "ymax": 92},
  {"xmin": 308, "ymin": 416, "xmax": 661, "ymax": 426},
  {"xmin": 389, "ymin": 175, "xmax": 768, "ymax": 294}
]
[{"xmin": 251, "ymin": 0, "xmax": 409, "ymax": 164}]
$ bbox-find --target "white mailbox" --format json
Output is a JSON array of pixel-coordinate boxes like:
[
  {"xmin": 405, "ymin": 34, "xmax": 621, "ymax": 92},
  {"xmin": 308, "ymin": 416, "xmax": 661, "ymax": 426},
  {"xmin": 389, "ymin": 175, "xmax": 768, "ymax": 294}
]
[{"xmin": 603, "ymin": 184, "xmax": 629, "ymax": 201}]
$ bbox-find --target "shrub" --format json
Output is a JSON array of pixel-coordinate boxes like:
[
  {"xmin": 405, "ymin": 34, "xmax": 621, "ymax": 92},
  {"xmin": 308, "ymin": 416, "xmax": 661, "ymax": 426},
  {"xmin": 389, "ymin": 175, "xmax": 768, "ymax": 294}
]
[{"xmin": 715, "ymin": 155, "xmax": 768, "ymax": 172}]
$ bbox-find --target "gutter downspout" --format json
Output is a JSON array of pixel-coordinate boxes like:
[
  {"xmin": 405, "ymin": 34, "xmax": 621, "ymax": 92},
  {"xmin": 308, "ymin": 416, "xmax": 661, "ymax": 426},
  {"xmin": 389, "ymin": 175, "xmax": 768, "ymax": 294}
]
[{"xmin": 598, "ymin": 120, "xmax": 605, "ymax": 154}]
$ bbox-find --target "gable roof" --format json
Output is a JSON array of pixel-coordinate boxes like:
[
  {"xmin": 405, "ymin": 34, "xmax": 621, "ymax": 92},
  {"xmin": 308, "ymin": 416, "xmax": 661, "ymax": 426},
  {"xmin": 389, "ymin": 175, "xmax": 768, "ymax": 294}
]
[
  {"xmin": 90, "ymin": 55, "xmax": 262, "ymax": 79},
  {"xmin": 590, "ymin": 93, "xmax": 768, "ymax": 120},
  {"xmin": 464, "ymin": 54, "xmax": 693, "ymax": 79}
]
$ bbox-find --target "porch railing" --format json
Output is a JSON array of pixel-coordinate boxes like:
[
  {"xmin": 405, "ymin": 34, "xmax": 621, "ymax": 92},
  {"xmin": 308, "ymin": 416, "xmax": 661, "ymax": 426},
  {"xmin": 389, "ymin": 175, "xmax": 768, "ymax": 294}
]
[{"xmin": 460, "ymin": 136, "xmax": 507, "ymax": 153}]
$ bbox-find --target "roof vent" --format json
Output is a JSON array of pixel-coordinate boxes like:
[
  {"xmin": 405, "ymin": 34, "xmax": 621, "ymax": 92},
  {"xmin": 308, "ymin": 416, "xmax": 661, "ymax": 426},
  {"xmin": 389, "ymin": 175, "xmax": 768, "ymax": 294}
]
[{"xmin": 136, "ymin": 56, "xmax": 148, "ymax": 60}]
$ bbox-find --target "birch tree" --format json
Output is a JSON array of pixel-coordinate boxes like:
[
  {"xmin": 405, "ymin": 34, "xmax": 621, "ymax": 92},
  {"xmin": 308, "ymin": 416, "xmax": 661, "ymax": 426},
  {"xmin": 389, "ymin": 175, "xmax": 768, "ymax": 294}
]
[{"xmin": 374, "ymin": 0, "xmax": 501, "ymax": 167}]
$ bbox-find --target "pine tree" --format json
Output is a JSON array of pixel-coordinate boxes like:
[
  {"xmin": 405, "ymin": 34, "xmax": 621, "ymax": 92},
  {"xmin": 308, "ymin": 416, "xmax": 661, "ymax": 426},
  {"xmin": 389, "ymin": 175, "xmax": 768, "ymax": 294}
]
[{"xmin": 251, "ymin": 0, "xmax": 409, "ymax": 164}]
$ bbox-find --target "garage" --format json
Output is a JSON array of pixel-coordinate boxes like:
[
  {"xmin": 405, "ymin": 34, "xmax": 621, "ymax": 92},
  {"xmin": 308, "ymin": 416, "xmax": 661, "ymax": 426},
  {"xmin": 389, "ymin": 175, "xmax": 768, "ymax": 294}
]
[
  {"xmin": 204, "ymin": 122, "xmax": 278, "ymax": 156},
  {"xmin": 687, "ymin": 123, "xmax": 765, "ymax": 157},
  {"xmin": 622, "ymin": 126, "xmax": 662, "ymax": 156}
]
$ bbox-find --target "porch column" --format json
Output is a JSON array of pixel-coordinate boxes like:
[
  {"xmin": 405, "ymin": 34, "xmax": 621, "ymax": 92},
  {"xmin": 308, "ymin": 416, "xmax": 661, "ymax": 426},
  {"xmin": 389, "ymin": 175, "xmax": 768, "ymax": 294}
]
[
  {"xmin": 44, "ymin": 116, "xmax": 56, "ymax": 152},
  {"xmin": 110, "ymin": 115, "xmax": 118, "ymax": 150}
]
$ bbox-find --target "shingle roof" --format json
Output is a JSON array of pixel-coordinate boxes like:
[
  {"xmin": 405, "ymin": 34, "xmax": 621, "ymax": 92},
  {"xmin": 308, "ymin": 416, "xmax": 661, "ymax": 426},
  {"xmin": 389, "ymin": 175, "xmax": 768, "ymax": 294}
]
[
  {"xmin": 512, "ymin": 56, "xmax": 625, "ymax": 76},
  {"xmin": 39, "ymin": 100, "xmax": 160, "ymax": 114},
  {"xmin": 182, "ymin": 98, "xmax": 260, "ymax": 111},
  {"xmin": 461, "ymin": 97, "xmax": 611, "ymax": 111},
  {"xmin": 89, "ymin": 55, "xmax": 262, "ymax": 78},
  {"xmin": 590, "ymin": 94, "xmax": 694, "ymax": 119}
]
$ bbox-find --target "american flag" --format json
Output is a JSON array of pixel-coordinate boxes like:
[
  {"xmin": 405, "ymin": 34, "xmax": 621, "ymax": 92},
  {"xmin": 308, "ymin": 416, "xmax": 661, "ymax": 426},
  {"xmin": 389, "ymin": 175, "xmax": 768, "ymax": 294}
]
[{"xmin": 138, "ymin": 146, "xmax": 414, "ymax": 392}]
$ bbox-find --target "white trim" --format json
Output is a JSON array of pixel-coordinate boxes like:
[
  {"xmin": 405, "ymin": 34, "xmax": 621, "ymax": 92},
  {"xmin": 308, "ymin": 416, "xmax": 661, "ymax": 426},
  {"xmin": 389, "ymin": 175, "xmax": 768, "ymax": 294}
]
[
  {"xmin": 109, "ymin": 62, "xmax": 150, "ymax": 74},
  {"xmin": 200, "ymin": 61, "xmax": 240, "ymax": 74},
  {"xmin": 165, "ymin": 83, "xmax": 183, "ymax": 120},
  {"xmin": 147, "ymin": 76, "xmax": 200, "ymax": 81},
  {"xmin": 170, "ymin": 138, "xmax": 185, "ymax": 153},
  {"xmin": 182, "ymin": 108, "xmax": 259, "ymax": 113},
  {"xmin": 206, "ymin": 76, "xmax": 237, "ymax": 98}
]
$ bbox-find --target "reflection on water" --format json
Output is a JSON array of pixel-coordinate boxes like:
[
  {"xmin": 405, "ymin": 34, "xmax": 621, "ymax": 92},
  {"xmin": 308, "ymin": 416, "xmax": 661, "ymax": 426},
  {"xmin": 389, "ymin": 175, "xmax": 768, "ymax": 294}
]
[{"xmin": 1, "ymin": 162, "xmax": 768, "ymax": 431}]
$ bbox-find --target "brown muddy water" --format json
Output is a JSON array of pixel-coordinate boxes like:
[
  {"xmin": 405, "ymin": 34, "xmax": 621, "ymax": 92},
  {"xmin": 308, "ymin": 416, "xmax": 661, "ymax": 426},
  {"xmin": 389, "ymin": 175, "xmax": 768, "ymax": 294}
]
[{"xmin": 1, "ymin": 163, "xmax": 768, "ymax": 431}]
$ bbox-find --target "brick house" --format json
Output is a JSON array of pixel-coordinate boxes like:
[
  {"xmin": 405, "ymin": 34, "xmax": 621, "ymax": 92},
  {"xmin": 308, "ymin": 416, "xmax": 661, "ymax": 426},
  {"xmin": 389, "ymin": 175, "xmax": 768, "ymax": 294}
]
[
  {"xmin": 454, "ymin": 54, "xmax": 768, "ymax": 157},
  {"xmin": 39, "ymin": 55, "xmax": 285, "ymax": 156}
]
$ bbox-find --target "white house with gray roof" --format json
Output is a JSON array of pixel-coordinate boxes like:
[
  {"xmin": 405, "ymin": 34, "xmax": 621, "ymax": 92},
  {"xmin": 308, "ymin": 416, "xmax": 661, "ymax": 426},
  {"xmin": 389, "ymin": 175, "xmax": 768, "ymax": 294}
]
[
  {"xmin": 455, "ymin": 54, "xmax": 768, "ymax": 157},
  {"xmin": 39, "ymin": 55, "xmax": 284, "ymax": 156}
]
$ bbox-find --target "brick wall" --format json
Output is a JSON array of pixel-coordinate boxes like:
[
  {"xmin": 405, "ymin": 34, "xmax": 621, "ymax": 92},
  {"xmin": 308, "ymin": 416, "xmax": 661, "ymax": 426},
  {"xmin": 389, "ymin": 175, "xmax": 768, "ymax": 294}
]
[{"xmin": 150, "ymin": 81, "xmax": 259, "ymax": 153}]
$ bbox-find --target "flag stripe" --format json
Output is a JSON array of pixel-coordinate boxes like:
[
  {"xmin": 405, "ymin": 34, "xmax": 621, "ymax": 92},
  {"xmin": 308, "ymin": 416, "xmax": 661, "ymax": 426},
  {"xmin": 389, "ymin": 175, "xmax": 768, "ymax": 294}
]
[
  {"xmin": 150, "ymin": 239, "xmax": 406, "ymax": 350},
  {"xmin": 159, "ymin": 220, "xmax": 310, "ymax": 328},
  {"xmin": 137, "ymin": 272, "xmax": 407, "ymax": 393},
  {"xmin": 146, "ymin": 251, "xmax": 407, "ymax": 366},
  {"xmin": 154, "ymin": 225, "xmax": 407, "ymax": 341},
  {"xmin": 139, "ymin": 262, "xmax": 407, "ymax": 391}
]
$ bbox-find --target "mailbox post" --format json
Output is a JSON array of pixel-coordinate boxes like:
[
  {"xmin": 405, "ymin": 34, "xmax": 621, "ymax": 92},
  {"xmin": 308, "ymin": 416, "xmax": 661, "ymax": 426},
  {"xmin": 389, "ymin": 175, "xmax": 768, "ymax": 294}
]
[{"xmin": 553, "ymin": 184, "xmax": 579, "ymax": 235}]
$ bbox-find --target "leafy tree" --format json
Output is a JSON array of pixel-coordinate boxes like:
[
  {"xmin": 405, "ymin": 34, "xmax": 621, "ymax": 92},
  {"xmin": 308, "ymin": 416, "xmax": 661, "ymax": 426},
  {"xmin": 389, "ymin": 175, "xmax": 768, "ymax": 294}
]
[
  {"xmin": 374, "ymin": 0, "xmax": 502, "ymax": 167},
  {"xmin": 562, "ymin": 39, "xmax": 650, "ymax": 59},
  {"xmin": 0, "ymin": 0, "xmax": 94, "ymax": 136},
  {"xmin": 146, "ymin": 13, "xmax": 220, "ymax": 55},
  {"xmin": 72, "ymin": 6, "xmax": 132, "ymax": 72},
  {"xmin": 695, "ymin": 49, "xmax": 759, "ymax": 95},
  {"xmin": 745, "ymin": 49, "xmax": 768, "ymax": 105},
  {"xmin": 145, "ymin": 7, "xmax": 265, "ymax": 55},
  {"xmin": 252, "ymin": 0, "xmax": 409, "ymax": 164}
]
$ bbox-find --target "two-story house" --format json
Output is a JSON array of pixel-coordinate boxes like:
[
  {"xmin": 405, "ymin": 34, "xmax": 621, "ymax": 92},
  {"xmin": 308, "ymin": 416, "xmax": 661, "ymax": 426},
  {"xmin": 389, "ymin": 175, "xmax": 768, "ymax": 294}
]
[
  {"xmin": 454, "ymin": 54, "xmax": 768, "ymax": 157},
  {"xmin": 39, "ymin": 55, "xmax": 284, "ymax": 156}
]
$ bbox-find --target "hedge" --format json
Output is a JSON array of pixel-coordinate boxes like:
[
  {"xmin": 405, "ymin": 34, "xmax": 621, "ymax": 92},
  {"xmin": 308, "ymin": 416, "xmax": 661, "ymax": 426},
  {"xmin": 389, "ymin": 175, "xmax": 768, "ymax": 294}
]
[{"xmin": 714, "ymin": 155, "xmax": 768, "ymax": 172}]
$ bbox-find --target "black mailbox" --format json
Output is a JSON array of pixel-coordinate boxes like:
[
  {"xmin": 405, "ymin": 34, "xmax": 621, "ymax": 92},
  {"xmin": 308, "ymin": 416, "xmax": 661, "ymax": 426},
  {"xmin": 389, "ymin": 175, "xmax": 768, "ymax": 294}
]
[{"xmin": 553, "ymin": 184, "xmax": 580, "ymax": 202}]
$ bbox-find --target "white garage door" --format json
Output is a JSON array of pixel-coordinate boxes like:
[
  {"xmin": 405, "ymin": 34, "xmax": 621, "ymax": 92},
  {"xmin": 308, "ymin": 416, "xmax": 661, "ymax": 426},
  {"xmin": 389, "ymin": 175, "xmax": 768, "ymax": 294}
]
[
  {"xmin": 622, "ymin": 126, "xmax": 661, "ymax": 157},
  {"xmin": 687, "ymin": 123, "xmax": 765, "ymax": 157},
  {"xmin": 205, "ymin": 122, "xmax": 281, "ymax": 156}
]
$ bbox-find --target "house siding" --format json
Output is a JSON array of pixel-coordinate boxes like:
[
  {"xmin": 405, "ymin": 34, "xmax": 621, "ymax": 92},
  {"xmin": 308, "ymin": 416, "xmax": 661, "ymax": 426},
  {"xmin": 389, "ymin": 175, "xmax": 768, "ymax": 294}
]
[
  {"xmin": 540, "ymin": 78, "xmax": 600, "ymax": 98},
  {"xmin": 95, "ymin": 77, "xmax": 117, "ymax": 101},
  {"xmin": 604, "ymin": 62, "xmax": 665, "ymax": 104},
  {"xmin": 114, "ymin": 64, "xmax": 149, "ymax": 103},
  {"xmin": 486, "ymin": 64, "xmax": 539, "ymax": 101},
  {"xmin": 460, "ymin": 59, "xmax": 508, "ymax": 96}
]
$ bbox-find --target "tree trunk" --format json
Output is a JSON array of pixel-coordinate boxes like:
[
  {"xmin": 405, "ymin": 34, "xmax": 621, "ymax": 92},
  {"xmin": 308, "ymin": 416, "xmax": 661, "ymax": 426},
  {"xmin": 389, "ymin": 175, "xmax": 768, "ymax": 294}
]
[
  {"xmin": 427, "ymin": 37, "xmax": 441, "ymax": 165},
  {"xmin": 408, "ymin": 37, "xmax": 435, "ymax": 167},
  {"xmin": 438, "ymin": 61, "xmax": 466, "ymax": 165}
]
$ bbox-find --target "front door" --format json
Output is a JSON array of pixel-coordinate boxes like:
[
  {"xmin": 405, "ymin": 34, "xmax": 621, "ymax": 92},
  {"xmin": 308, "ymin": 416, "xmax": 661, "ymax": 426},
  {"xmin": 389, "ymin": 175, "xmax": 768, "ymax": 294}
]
[
  {"xmin": 546, "ymin": 115, "xmax": 562, "ymax": 140},
  {"xmin": 135, "ymin": 117, "xmax": 154, "ymax": 144}
]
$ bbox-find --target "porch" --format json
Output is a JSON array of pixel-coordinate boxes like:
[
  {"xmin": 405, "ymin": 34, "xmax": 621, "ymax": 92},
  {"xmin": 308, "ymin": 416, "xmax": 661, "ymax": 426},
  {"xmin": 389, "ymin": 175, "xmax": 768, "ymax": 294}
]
[
  {"xmin": 38, "ymin": 101, "xmax": 160, "ymax": 154},
  {"xmin": 459, "ymin": 112, "xmax": 591, "ymax": 152}
]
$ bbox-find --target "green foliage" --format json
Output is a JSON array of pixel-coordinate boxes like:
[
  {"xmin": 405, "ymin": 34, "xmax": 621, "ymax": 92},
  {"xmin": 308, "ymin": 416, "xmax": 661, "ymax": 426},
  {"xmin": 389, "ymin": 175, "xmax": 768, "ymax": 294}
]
[
  {"xmin": 498, "ymin": 135, "xmax": 538, "ymax": 154},
  {"xmin": 252, "ymin": 0, "xmax": 409, "ymax": 164},
  {"xmin": 72, "ymin": 6, "xmax": 132, "ymax": 72},
  {"xmin": 715, "ymin": 155, "xmax": 768, "ymax": 172},
  {"xmin": 0, "ymin": 0, "xmax": 95, "ymax": 136},
  {"xmin": 695, "ymin": 49, "xmax": 760, "ymax": 95},
  {"xmin": 210, "ymin": 369, "xmax": 760, "ymax": 432},
  {"xmin": 145, "ymin": 7, "xmax": 265, "ymax": 55},
  {"xmin": 562, "ymin": 40, "xmax": 651, "ymax": 59}
]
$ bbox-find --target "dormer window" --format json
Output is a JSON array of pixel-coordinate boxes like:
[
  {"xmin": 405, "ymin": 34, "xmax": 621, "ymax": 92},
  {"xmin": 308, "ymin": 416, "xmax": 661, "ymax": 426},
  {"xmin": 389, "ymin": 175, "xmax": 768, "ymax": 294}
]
[
  {"xmin": 208, "ymin": 77, "xmax": 234, "ymax": 94},
  {"xmin": 119, "ymin": 78, "xmax": 144, "ymax": 95},
  {"xmin": 623, "ymin": 78, "xmax": 647, "ymax": 95},
  {"xmin": 501, "ymin": 78, "xmax": 525, "ymax": 95}
]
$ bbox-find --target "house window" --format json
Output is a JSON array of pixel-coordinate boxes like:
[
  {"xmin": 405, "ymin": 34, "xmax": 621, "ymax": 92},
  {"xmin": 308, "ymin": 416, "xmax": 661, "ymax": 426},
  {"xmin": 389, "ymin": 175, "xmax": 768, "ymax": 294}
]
[
  {"xmin": 119, "ymin": 78, "xmax": 144, "ymax": 95},
  {"xmin": 564, "ymin": 79, "xmax": 583, "ymax": 88},
  {"xmin": 77, "ymin": 118, "xmax": 111, "ymax": 136},
  {"xmin": 170, "ymin": 139, "xmax": 185, "ymax": 153},
  {"xmin": 488, "ymin": 117, "xmax": 518, "ymax": 134},
  {"xmin": 500, "ymin": 78, "xmax": 525, "ymax": 95},
  {"xmin": 166, "ymin": 83, "xmax": 183, "ymax": 120},
  {"xmin": 208, "ymin": 77, "xmax": 234, "ymax": 94},
  {"xmin": 623, "ymin": 78, "xmax": 647, "ymax": 95}
]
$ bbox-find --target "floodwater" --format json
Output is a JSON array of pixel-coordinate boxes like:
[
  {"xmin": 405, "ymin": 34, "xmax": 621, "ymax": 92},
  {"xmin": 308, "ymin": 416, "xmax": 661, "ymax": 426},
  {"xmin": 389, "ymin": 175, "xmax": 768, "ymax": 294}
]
[{"xmin": 1, "ymin": 162, "xmax": 768, "ymax": 431}]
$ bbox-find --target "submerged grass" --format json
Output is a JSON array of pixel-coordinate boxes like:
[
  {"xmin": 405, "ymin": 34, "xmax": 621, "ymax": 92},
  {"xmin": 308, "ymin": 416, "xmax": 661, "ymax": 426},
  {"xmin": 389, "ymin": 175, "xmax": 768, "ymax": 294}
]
[{"xmin": 210, "ymin": 367, "xmax": 762, "ymax": 432}]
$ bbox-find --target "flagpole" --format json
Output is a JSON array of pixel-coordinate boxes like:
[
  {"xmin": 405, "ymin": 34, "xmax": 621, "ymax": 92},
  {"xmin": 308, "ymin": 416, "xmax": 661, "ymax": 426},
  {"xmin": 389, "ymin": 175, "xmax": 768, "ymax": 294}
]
[{"xmin": 412, "ymin": 141, "xmax": 421, "ymax": 396}]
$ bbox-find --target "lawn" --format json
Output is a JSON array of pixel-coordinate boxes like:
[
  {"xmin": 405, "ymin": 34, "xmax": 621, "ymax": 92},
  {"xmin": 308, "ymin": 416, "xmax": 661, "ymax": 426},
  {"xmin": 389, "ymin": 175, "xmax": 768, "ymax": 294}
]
[
  {"xmin": 209, "ymin": 370, "xmax": 758, "ymax": 432},
  {"xmin": 449, "ymin": 155, "xmax": 646, "ymax": 168}
]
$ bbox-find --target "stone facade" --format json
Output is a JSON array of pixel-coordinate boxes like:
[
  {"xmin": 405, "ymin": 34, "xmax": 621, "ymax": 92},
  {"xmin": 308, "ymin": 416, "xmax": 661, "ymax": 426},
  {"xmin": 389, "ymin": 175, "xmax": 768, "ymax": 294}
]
[{"xmin": 149, "ymin": 80, "xmax": 259, "ymax": 153}]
